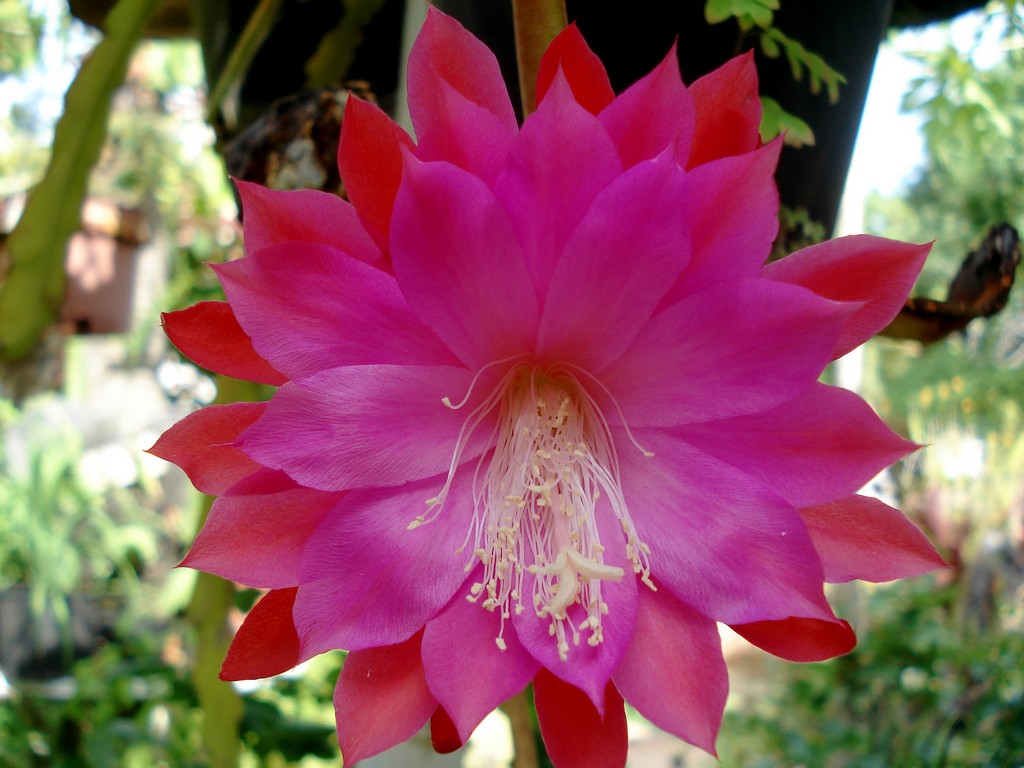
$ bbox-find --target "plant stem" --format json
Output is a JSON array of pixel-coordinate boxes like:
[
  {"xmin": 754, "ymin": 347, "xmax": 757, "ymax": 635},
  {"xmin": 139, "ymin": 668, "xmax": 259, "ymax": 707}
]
[
  {"xmin": 511, "ymin": 0, "xmax": 567, "ymax": 117},
  {"xmin": 0, "ymin": 0, "xmax": 159, "ymax": 362},
  {"xmin": 185, "ymin": 375, "xmax": 265, "ymax": 767},
  {"xmin": 205, "ymin": 0, "xmax": 284, "ymax": 127},
  {"xmin": 504, "ymin": 688, "xmax": 541, "ymax": 768}
]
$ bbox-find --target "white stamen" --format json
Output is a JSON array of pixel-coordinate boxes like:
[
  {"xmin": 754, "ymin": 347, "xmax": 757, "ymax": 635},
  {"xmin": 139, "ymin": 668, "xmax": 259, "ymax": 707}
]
[{"xmin": 424, "ymin": 362, "xmax": 654, "ymax": 659}]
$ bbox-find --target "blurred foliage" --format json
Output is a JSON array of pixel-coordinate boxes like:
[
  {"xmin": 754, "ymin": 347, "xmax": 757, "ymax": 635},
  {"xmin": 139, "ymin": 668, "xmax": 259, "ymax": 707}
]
[
  {"xmin": 866, "ymin": 4, "xmax": 1024, "ymax": 289},
  {"xmin": 0, "ymin": 2, "xmax": 93, "ymax": 194},
  {"xmin": 0, "ymin": 631, "xmax": 343, "ymax": 767},
  {"xmin": 865, "ymin": 3, "xmax": 1024, "ymax": 426},
  {"xmin": 0, "ymin": 0, "xmax": 160, "ymax": 362},
  {"xmin": 0, "ymin": 0, "xmax": 43, "ymax": 76},
  {"xmin": 718, "ymin": 576, "xmax": 1024, "ymax": 767},
  {"xmin": 87, "ymin": 38, "xmax": 242, "ymax": 315},
  {"xmin": 0, "ymin": 395, "xmax": 164, "ymax": 656}
]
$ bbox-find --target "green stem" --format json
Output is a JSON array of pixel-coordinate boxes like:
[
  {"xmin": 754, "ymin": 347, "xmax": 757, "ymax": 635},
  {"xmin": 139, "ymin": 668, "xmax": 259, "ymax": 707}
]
[
  {"xmin": 188, "ymin": 563, "xmax": 244, "ymax": 768},
  {"xmin": 185, "ymin": 376, "xmax": 265, "ymax": 767},
  {"xmin": 503, "ymin": 688, "xmax": 541, "ymax": 768},
  {"xmin": 205, "ymin": 0, "xmax": 284, "ymax": 127},
  {"xmin": 511, "ymin": 0, "xmax": 568, "ymax": 117}
]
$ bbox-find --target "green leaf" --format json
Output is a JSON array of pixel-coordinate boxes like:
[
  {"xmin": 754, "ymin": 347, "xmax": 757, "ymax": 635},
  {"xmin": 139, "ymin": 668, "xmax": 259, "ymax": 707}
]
[
  {"xmin": 304, "ymin": 0, "xmax": 388, "ymax": 88},
  {"xmin": 746, "ymin": 0, "xmax": 779, "ymax": 28},
  {"xmin": 760, "ymin": 96, "xmax": 815, "ymax": 148},
  {"xmin": 762, "ymin": 27, "xmax": 846, "ymax": 104},
  {"xmin": 704, "ymin": 0, "xmax": 736, "ymax": 25},
  {"xmin": 0, "ymin": 0, "xmax": 160, "ymax": 362},
  {"xmin": 705, "ymin": 0, "xmax": 777, "ymax": 27},
  {"xmin": 760, "ymin": 32, "xmax": 781, "ymax": 58}
]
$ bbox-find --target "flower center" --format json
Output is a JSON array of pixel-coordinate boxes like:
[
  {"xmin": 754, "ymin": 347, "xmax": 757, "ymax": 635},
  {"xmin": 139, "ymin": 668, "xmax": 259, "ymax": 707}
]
[{"xmin": 413, "ymin": 362, "xmax": 654, "ymax": 661}]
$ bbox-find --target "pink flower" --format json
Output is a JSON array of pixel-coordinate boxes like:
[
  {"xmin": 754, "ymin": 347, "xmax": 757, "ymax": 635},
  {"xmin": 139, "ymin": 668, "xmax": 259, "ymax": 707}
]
[{"xmin": 152, "ymin": 10, "xmax": 945, "ymax": 767}]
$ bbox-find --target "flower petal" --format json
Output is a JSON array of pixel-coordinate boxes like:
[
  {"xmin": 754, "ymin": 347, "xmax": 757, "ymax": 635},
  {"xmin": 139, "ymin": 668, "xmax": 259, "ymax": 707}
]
[
  {"xmin": 657, "ymin": 140, "xmax": 781, "ymax": 307},
  {"xmin": 673, "ymin": 383, "xmax": 918, "ymax": 508},
  {"xmin": 220, "ymin": 588, "xmax": 300, "ymax": 681},
  {"xmin": 422, "ymin": 574, "xmax": 540, "ymax": 743},
  {"xmin": 391, "ymin": 158, "xmax": 539, "ymax": 368},
  {"xmin": 182, "ymin": 474, "xmax": 340, "ymax": 589},
  {"xmin": 162, "ymin": 302, "xmax": 286, "ymax": 386},
  {"xmin": 687, "ymin": 52, "xmax": 761, "ymax": 169},
  {"xmin": 493, "ymin": 71, "xmax": 623, "ymax": 296},
  {"xmin": 216, "ymin": 242, "xmax": 456, "ymax": 380},
  {"xmin": 430, "ymin": 708, "xmax": 462, "ymax": 754},
  {"xmin": 619, "ymin": 429, "xmax": 834, "ymax": 626},
  {"xmin": 237, "ymin": 364, "xmax": 492, "ymax": 491},
  {"xmin": 512, "ymin": 504, "xmax": 637, "ymax": 709},
  {"xmin": 338, "ymin": 95, "xmax": 414, "ymax": 249},
  {"xmin": 293, "ymin": 470, "xmax": 472, "ymax": 655},
  {"xmin": 599, "ymin": 43, "xmax": 695, "ymax": 168},
  {"xmin": 764, "ymin": 235, "xmax": 931, "ymax": 358},
  {"xmin": 148, "ymin": 402, "xmax": 265, "ymax": 496},
  {"xmin": 536, "ymin": 23, "xmax": 614, "ymax": 114},
  {"xmin": 730, "ymin": 616, "xmax": 856, "ymax": 662},
  {"xmin": 536, "ymin": 151, "xmax": 689, "ymax": 371},
  {"xmin": 534, "ymin": 671, "xmax": 628, "ymax": 768},
  {"xmin": 235, "ymin": 179, "xmax": 380, "ymax": 264},
  {"xmin": 614, "ymin": 589, "xmax": 725, "ymax": 755},
  {"xmin": 408, "ymin": 7, "xmax": 517, "ymax": 170},
  {"xmin": 410, "ymin": 77, "xmax": 516, "ymax": 182},
  {"xmin": 334, "ymin": 632, "xmax": 437, "ymax": 767},
  {"xmin": 601, "ymin": 279, "xmax": 850, "ymax": 426},
  {"xmin": 800, "ymin": 495, "xmax": 946, "ymax": 583}
]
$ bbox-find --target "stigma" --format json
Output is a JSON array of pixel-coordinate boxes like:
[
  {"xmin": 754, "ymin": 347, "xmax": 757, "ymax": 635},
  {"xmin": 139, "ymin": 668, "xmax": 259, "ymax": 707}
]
[{"xmin": 419, "ymin": 362, "xmax": 654, "ymax": 661}]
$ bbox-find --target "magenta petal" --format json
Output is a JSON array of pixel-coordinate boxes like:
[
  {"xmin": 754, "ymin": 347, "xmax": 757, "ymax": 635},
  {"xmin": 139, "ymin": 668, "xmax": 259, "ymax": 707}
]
[
  {"xmin": 674, "ymin": 383, "xmax": 918, "ymax": 508},
  {"xmin": 599, "ymin": 44, "xmax": 695, "ymax": 168},
  {"xmin": 512, "ymin": 505, "xmax": 637, "ymax": 709},
  {"xmin": 421, "ymin": 575, "xmax": 540, "ymax": 742},
  {"xmin": 619, "ymin": 429, "xmax": 833, "ymax": 625},
  {"xmin": 235, "ymin": 179, "xmax": 380, "ymax": 264},
  {"xmin": 614, "ymin": 589, "xmax": 726, "ymax": 754},
  {"xmin": 493, "ymin": 72, "xmax": 623, "ymax": 296},
  {"xmin": 148, "ymin": 402, "xmax": 264, "ymax": 496},
  {"xmin": 536, "ymin": 23, "xmax": 614, "ymax": 114},
  {"xmin": 292, "ymin": 470, "xmax": 472, "ymax": 655},
  {"xmin": 764, "ymin": 234, "xmax": 931, "ymax": 358},
  {"xmin": 216, "ymin": 242, "xmax": 456, "ymax": 380},
  {"xmin": 182, "ymin": 479, "xmax": 340, "ymax": 589},
  {"xmin": 334, "ymin": 632, "xmax": 437, "ymax": 767},
  {"xmin": 338, "ymin": 95, "xmax": 414, "ymax": 249},
  {"xmin": 687, "ymin": 52, "xmax": 761, "ymax": 168},
  {"xmin": 238, "ymin": 364, "xmax": 491, "ymax": 491},
  {"xmin": 601, "ymin": 279, "xmax": 850, "ymax": 426},
  {"xmin": 411, "ymin": 74, "xmax": 516, "ymax": 183},
  {"xmin": 221, "ymin": 588, "xmax": 300, "ymax": 681},
  {"xmin": 391, "ymin": 157, "xmax": 539, "ymax": 368},
  {"xmin": 162, "ymin": 302, "xmax": 286, "ymax": 386},
  {"xmin": 534, "ymin": 672, "xmax": 628, "ymax": 768},
  {"xmin": 536, "ymin": 152, "xmax": 689, "ymax": 370},
  {"xmin": 801, "ymin": 495, "xmax": 946, "ymax": 583},
  {"xmin": 731, "ymin": 616, "xmax": 856, "ymax": 662},
  {"xmin": 658, "ymin": 141, "xmax": 781, "ymax": 307},
  {"xmin": 408, "ymin": 8, "xmax": 517, "ymax": 151}
]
